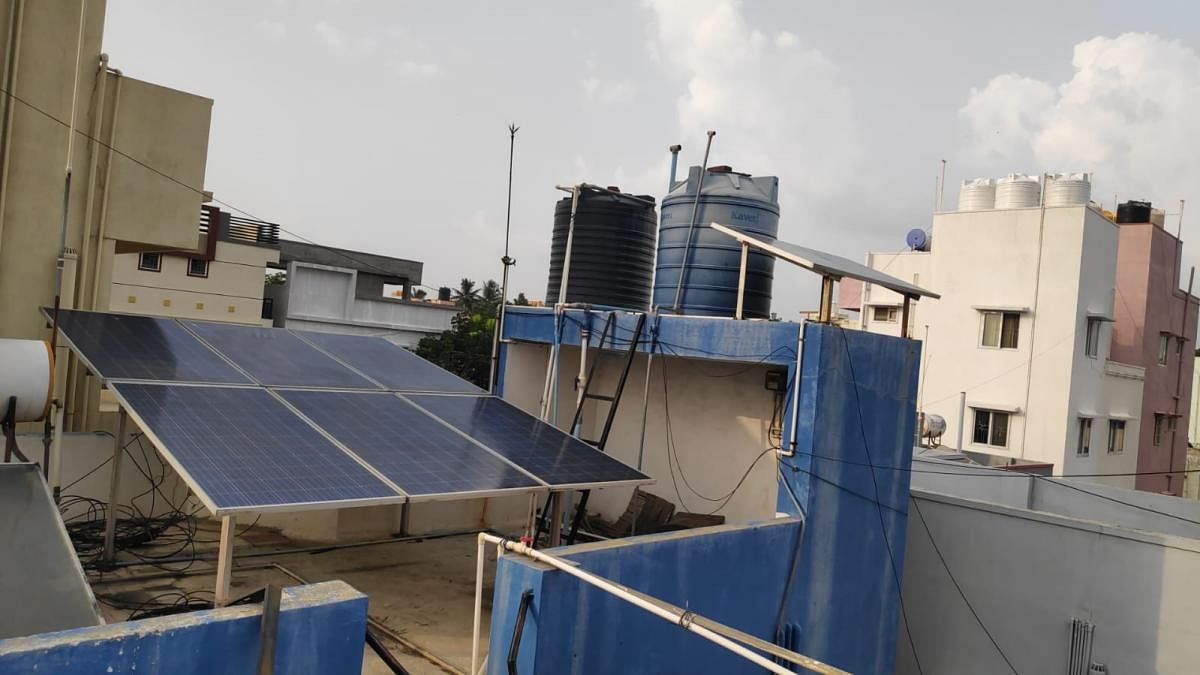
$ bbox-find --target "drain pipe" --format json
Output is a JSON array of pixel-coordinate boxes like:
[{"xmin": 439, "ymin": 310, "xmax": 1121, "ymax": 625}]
[
  {"xmin": 0, "ymin": 0, "xmax": 26, "ymax": 263},
  {"xmin": 635, "ymin": 310, "xmax": 659, "ymax": 470},
  {"xmin": 472, "ymin": 533, "xmax": 847, "ymax": 675},
  {"xmin": 671, "ymin": 131, "xmax": 716, "ymax": 313}
]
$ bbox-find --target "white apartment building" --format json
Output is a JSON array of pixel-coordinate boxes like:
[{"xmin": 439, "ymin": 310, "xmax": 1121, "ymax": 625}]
[
  {"xmin": 848, "ymin": 203, "xmax": 1145, "ymax": 487},
  {"xmin": 111, "ymin": 207, "xmax": 279, "ymax": 326}
]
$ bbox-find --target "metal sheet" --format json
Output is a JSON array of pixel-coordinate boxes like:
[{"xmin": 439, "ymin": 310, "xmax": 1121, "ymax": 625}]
[
  {"xmin": 112, "ymin": 383, "xmax": 401, "ymax": 512},
  {"xmin": 295, "ymin": 330, "xmax": 483, "ymax": 393},
  {"xmin": 183, "ymin": 321, "xmax": 378, "ymax": 389},
  {"xmin": 709, "ymin": 222, "xmax": 940, "ymax": 300},
  {"xmin": 0, "ymin": 464, "xmax": 101, "ymax": 638},
  {"xmin": 49, "ymin": 309, "xmax": 250, "ymax": 383},
  {"xmin": 280, "ymin": 390, "xmax": 542, "ymax": 497},
  {"xmin": 404, "ymin": 395, "xmax": 651, "ymax": 488}
]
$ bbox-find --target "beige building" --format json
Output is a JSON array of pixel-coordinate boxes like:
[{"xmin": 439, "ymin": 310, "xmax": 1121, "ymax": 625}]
[
  {"xmin": 1, "ymin": 0, "xmax": 213, "ymax": 446},
  {"xmin": 111, "ymin": 206, "xmax": 279, "ymax": 326}
]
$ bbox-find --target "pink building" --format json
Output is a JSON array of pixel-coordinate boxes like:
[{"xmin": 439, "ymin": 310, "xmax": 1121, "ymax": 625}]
[{"xmin": 1111, "ymin": 210, "xmax": 1200, "ymax": 494}]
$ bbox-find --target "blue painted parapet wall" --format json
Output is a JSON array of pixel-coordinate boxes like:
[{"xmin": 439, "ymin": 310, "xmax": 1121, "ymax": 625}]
[
  {"xmin": 0, "ymin": 581, "xmax": 368, "ymax": 674},
  {"xmin": 487, "ymin": 322, "xmax": 920, "ymax": 673}
]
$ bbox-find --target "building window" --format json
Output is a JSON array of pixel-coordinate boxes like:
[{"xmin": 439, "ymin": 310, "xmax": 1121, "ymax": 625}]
[
  {"xmin": 1076, "ymin": 418, "xmax": 1092, "ymax": 456},
  {"xmin": 872, "ymin": 306, "xmax": 898, "ymax": 323},
  {"xmin": 972, "ymin": 409, "xmax": 1009, "ymax": 447},
  {"xmin": 137, "ymin": 252, "xmax": 161, "ymax": 272},
  {"xmin": 1153, "ymin": 413, "xmax": 1165, "ymax": 446},
  {"xmin": 981, "ymin": 311, "xmax": 1019, "ymax": 349},
  {"xmin": 1158, "ymin": 333, "xmax": 1170, "ymax": 365},
  {"xmin": 1085, "ymin": 318, "xmax": 1102, "ymax": 358},
  {"xmin": 261, "ymin": 297, "xmax": 274, "ymax": 320},
  {"xmin": 187, "ymin": 258, "xmax": 209, "ymax": 278},
  {"xmin": 1107, "ymin": 420, "xmax": 1125, "ymax": 454}
]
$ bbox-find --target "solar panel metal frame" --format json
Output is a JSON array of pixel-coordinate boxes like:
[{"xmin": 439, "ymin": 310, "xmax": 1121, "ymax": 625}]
[
  {"xmin": 401, "ymin": 394, "xmax": 653, "ymax": 492},
  {"xmin": 106, "ymin": 382, "xmax": 409, "ymax": 517},
  {"xmin": 277, "ymin": 389, "xmax": 550, "ymax": 502}
]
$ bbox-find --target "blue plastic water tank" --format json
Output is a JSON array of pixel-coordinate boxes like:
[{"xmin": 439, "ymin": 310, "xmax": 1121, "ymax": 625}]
[{"xmin": 651, "ymin": 166, "xmax": 780, "ymax": 318}]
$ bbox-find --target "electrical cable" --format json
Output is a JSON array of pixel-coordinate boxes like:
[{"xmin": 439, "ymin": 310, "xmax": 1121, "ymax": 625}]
[{"xmin": 835, "ymin": 326, "xmax": 925, "ymax": 675}]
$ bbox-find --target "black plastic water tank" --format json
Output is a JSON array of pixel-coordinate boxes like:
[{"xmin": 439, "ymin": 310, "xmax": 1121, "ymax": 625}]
[
  {"xmin": 545, "ymin": 187, "xmax": 657, "ymax": 310},
  {"xmin": 1116, "ymin": 200, "xmax": 1152, "ymax": 224}
]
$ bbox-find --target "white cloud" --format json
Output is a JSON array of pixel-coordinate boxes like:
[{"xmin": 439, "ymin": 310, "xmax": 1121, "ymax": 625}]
[
  {"xmin": 395, "ymin": 60, "xmax": 440, "ymax": 79},
  {"xmin": 644, "ymin": 0, "xmax": 860, "ymax": 197},
  {"xmin": 582, "ymin": 76, "xmax": 635, "ymax": 104},
  {"xmin": 312, "ymin": 20, "xmax": 346, "ymax": 50},
  {"xmin": 255, "ymin": 19, "xmax": 287, "ymax": 40},
  {"xmin": 960, "ymin": 33, "xmax": 1200, "ymax": 210}
]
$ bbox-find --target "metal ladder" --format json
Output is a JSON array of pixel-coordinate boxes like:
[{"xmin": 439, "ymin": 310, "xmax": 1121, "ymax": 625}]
[{"xmin": 535, "ymin": 310, "xmax": 646, "ymax": 545}]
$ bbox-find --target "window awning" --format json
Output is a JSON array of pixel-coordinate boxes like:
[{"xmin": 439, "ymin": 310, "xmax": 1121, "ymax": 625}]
[
  {"xmin": 968, "ymin": 402, "xmax": 1022, "ymax": 414},
  {"xmin": 971, "ymin": 305, "xmax": 1031, "ymax": 314}
]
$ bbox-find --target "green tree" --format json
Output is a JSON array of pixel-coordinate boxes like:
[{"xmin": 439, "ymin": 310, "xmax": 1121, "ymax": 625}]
[
  {"xmin": 264, "ymin": 271, "xmax": 286, "ymax": 286},
  {"xmin": 415, "ymin": 278, "xmax": 504, "ymax": 388},
  {"xmin": 512, "ymin": 292, "xmax": 530, "ymax": 306}
]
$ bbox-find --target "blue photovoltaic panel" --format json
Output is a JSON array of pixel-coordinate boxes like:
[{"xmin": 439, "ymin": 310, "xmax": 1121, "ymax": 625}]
[
  {"xmin": 49, "ymin": 309, "xmax": 250, "ymax": 384},
  {"xmin": 281, "ymin": 390, "xmax": 540, "ymax": 497},
  {"xmin": 404, "ymin": 395, "xmax": 650, "ymax": 487},
  {"xmin": 184, "ymin": 321, "xmax": 377, "ymax": 389},
  {"xmin": 297, "ymin": 331, "xmax": 483, "ymax": 393},
  {"xmin": 113, "ymin": 383, "xmax": 400, "ymax": 511}
]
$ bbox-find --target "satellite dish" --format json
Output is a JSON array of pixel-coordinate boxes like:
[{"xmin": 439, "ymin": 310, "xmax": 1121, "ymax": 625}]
[{"xmin": 906, "ymin": 228, "xmax": 929, "ymax": 251}]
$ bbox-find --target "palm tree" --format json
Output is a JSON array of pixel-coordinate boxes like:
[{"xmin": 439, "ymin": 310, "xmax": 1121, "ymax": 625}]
[
  {"xmin": 452, "ymin": 278, "xmax": 479, "ymax": 312},
  {"xmin": 480, "ymin": 280, "xmax": 502, "ymax": 315}
]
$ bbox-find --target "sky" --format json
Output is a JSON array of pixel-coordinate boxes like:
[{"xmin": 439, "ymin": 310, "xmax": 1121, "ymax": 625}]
[{"xmin": 102, "ymin": 0, "xmax": 1200, "ymax": 317}]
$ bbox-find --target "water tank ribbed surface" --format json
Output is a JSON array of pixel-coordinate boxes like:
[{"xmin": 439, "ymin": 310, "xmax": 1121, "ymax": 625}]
[
  {"xmin": 994, "ymin": 173, "xmax": 1042, "ymax": 208},
  {"xmin": 1044, "ymin": 172, "xmax": 1092, "ymax": 207},
  {"xmin": 545, "ymin": 188, "xmax": 657, "ymax": 310},
  {"xmin": 651, "ymin": 166, "xmax": 779, "ymax": 318},
  {"xmin": 957, "ymin": 178, "xmax": 996, "ymax": 211}
]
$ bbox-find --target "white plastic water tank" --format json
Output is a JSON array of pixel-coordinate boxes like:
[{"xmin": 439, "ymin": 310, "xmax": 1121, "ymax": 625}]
[
  {"xmin": 994, "ymin": 173, "xmax": 1042, "ymax": 208},
  {"xmin": 1044, "ymin": 172, "xmax": 1092, "ymax": 207},
  {"xmin": 958, "ymin": 178, "xmax": 996, "ymax": 211}
]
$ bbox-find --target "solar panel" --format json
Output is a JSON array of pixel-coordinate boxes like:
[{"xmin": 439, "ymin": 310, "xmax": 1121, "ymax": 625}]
[
  {"xmin": 49, "ymin": 309, "xmax": 250, "ymax": 384},
  {"xmin": 404, "ymin": 395, "xmax": 650, "ymax": 488},
  {"xmin": 281, "ymin": 390, "xmax": 541, "ymax": 498},
  {"xmin": 183, "ymin": 321, "xmax": 378, "ymax": 389},
  {"xmin": 296, "ymin": 331, "xmax": 483, "ymax": 393},
  {"xmin": 112, "ymin": 383, "xmax": 401, "ymax": 512}
]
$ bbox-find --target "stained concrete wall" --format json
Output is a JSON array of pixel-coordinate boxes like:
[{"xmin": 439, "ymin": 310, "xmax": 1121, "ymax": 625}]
[
  {"xmin": 897, "ymin": 489, "xmax": 1200, "ymax": 674},
  {"xmin": 0, "ymin": 581, "xmax": 368, "ymax": 674}
]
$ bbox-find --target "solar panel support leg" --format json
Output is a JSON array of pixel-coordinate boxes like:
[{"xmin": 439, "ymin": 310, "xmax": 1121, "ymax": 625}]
[
  {"xmin": 735, "ymin": 241, "xmax": 749, "ymax": 320},
  {"xmin": 101, "ymin": 409, "xmax": 127, "ymax": 565},
  {"xmin": 547, "ymin": 492, "xmax": 563, "ymax": 547},
  {"xmin": 818, "ymin": 276, "xmax": 834, "ymax": 323},
  {"xmin": 215, "ymin": 514, "xmax": 236, "ymax": 606}
]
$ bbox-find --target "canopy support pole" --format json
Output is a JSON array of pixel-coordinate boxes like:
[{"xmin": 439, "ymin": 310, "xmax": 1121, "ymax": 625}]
[
  {"xmin": 215, "ymin": 514, "xmax": 236, "ymax": 606},
  {"xmin": 735, "ymin": 241, "xmax": 749, "ymax": 320},
  {"xmin": 101, "ymin": 408, "xmax": 126, "ymax": 564},
  {"xmin": 817, "ymin": 276, "xmax": 834, "ymax": 323}
]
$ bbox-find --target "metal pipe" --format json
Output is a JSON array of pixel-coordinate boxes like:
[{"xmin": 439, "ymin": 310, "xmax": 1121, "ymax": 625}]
[
  {"xmin": 956, "ymin": 391, "xmax": 966, "ymax": 452},
  {"xmin": 672, "ymin": 131, "xmax": 716, "ymax": 313},
  {"xmin": 937, "ymin": 159, "xmax": 946, "ymax": 211},
  {"xmin": 1168, "ymin": 266, "xmax": 1194, "ymax": 494},
  {"xmin": 1017, "ymin": 173, "xmax": 1050, "ymax": 458},
  {"xmin": 668, "ymin": 144, "xmax": 681, "ymax": 188},
  {"xmin": 473, "ymin": 534, "xmax": 845, "ymax": 675},
  {"xmin": 471, "ymin": 534, "xmax": 486, "ymax": 675},
  {"xmin": 635, "ymin": 312, "xmax": 658, "ymax": 470},
  {"xmin": 88, "ymin": 68, "xmax": 122, "ymax": 311},
  {"xmin": 489, "ymin": 124, "xmax": 519, "ymax": 395},
  {"xmin": 784, "ymin": 323, "xmax": 805, "ymax": 456}
]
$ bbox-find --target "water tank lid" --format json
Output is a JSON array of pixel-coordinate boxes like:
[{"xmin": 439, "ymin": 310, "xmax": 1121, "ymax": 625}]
[
  {"xmin": 666, "ymin": 165, "xmax": 780, "ymax": 209},
  {"xmin": 706, "ymin": 165, "xmax": 750, "ymax": 176}
]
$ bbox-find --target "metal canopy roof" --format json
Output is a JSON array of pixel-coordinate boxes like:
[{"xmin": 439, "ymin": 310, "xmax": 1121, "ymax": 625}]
[
  {"xmin": 710, "ymin": 222, "xmax": 940, "ymax": 300},
  {"xmin": 49, "ymin": 309, "xmax": 651, "ymax": 516}
]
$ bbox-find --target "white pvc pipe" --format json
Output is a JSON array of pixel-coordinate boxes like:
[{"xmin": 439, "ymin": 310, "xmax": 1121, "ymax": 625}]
[
  {"xmin": 473, "ymin": 533, "xmax": 842, "ymax": 675},
  {"xmin": 471, "ymin": 534, "xmax": 486, "ymax": 675}
]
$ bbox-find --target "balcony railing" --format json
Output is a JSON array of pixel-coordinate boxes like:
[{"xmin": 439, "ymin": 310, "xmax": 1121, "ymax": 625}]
[{"xmin": 199, "ymin": 206, "xmax": 280, "ymax": 246}]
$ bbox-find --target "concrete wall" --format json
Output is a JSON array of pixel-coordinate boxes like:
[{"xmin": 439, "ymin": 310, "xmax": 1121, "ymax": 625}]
[
  {"xmin": 111, "ymin": 240, "xmax": 278, "ymax": 325},
  {"xmin": 897, "ymin": 489, "xmax": 1200, "ymax": 674},
  {"xmin": 276, "ymin": 262, "xmax": 456, "ymax": 347},
  {"xmin": 0, "ymin": 0, "xmax": 212, "ymax": 342},
  {"xmin": 489, "ymin": 322, "xmax": 923, "ymax": 674},
  {"xmin": 0, "ymin": 581, "xmax": 368, "ymax": 674},
  {"xmin": 859, "ymin": 250, "xmax": 932, "ymax": 338},
  {"xmin": 860, "ymin": 206, "xmax": 1145, "ymax": 484},
  {"xmin": 1114, "ymin": 222, "xmax": 1198, "ymax": 494}
]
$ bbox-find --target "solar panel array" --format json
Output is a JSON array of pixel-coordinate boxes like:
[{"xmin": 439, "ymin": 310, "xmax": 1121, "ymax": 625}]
[{"xmin": 52, "ymin": 309, "xmax": 650, "ymax": 515}]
